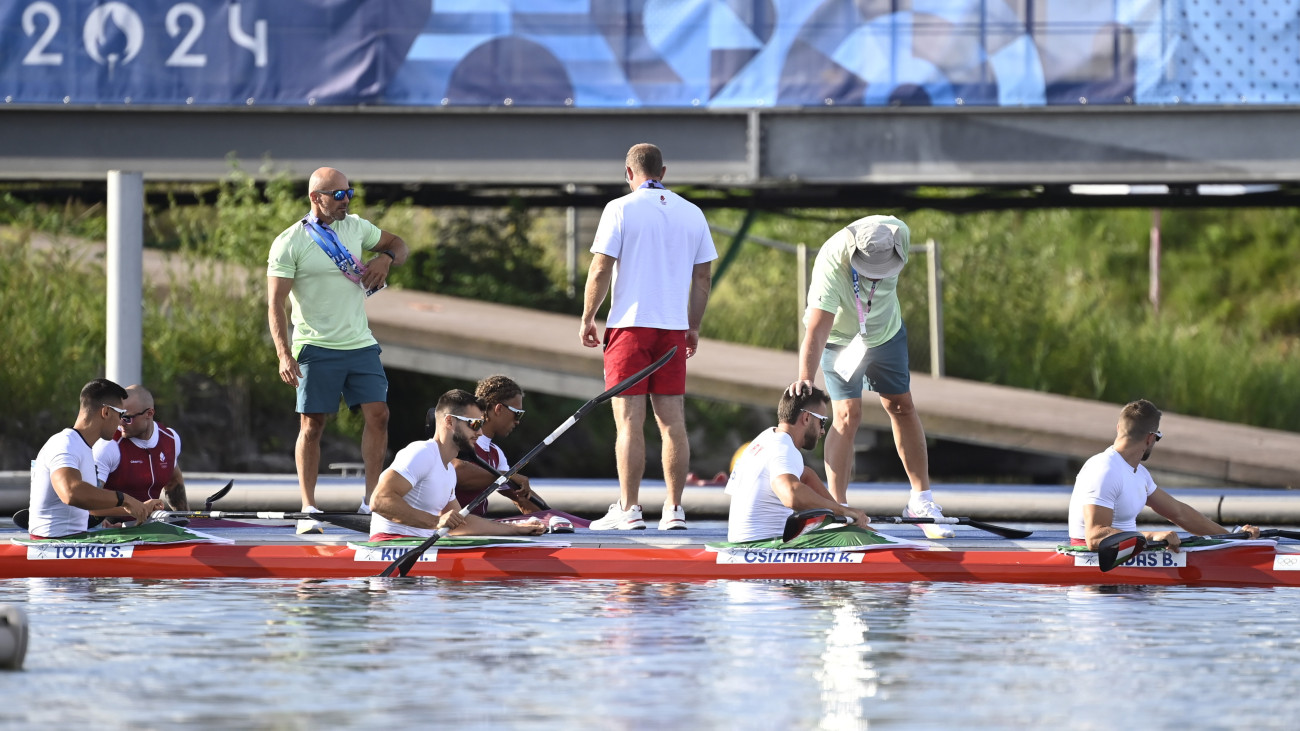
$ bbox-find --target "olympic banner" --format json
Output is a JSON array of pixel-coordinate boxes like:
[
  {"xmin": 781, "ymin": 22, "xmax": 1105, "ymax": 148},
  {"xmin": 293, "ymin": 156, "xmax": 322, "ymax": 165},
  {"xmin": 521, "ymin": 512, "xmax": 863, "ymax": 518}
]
[{"xmin": 0, "ymin": 1, "xmax": 1291, "ymax": 108}]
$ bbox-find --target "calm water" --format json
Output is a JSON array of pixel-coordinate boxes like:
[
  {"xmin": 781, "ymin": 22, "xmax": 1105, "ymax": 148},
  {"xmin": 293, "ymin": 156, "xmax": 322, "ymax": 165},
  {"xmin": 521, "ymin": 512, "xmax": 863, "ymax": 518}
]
[{"xmin": 2, "ymin": 576, "xmax": 1298, "ymax": 730}]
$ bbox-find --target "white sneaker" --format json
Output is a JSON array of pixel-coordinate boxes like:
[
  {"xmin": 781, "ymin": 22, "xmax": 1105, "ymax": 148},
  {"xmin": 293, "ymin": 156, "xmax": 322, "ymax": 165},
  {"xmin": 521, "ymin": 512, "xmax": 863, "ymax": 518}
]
[
  {"xmin": 358, "ymin": 502, "xmax": 372, "ymax": 515},
  {"xmin": 658, "ymin": 505, "xmax": 687, "ymax": 531},
  {"xmin": 546, "ymin": 515, "xmax": 575, "ymax": 534},
  {"xmin": 905, "ymin": 497, "xmax": 956, "ymax": 539},
  {"xmin": 589, "ymin": 503, "xmax": 646, "ymax": 530},
  {"xmin": 296, "ymin": 505, "xmax": 324, "ymax": 535}
]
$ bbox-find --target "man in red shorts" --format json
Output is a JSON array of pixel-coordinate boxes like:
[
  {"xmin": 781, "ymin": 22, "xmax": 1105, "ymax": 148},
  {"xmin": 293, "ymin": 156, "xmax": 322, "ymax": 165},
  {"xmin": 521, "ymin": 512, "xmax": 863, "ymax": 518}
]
[{"xmin": 579, "ymin": 143, "xmax": 717, "ymax": 530}]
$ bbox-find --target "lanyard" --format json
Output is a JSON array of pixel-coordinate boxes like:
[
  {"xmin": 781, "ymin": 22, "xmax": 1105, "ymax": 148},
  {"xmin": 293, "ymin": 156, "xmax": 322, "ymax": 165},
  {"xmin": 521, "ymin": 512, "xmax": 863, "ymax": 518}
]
[
  {"xmin": 301, "ymin": 216, "xmax": 382, "ymax": 296},
  {"xmin": 849, "ymin": 269, "xmax": 878, "ymax": 336},
  {"xmin": 639, "ymin": 179, "xmax": 666, "ymax": 190}
]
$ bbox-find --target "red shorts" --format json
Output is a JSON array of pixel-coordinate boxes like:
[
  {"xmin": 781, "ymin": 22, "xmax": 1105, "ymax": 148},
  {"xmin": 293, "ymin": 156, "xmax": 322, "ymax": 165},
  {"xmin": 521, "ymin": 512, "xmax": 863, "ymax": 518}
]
[{"xmin": 603, "ymin": 327, "xmax": 688, "ymax": 395}]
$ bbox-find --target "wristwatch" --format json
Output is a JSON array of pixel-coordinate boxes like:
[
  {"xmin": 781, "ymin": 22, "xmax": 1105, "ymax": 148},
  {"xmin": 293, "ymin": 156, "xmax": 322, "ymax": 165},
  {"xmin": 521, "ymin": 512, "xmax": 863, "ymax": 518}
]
[
  {"xmin": 115, "ymin": 491, "xmax": 125, "ymax": 507},
  {"xmin": 378, "ymin": 249, "xmax": 396, "ymax": 261}
]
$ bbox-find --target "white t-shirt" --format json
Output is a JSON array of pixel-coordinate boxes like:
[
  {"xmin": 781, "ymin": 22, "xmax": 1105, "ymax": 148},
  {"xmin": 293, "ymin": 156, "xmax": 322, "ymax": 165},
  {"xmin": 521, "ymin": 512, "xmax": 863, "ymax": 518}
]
[
  {"xmin": 1068, "ymin": 447, "xmax": 1158, "ymax": 540},
  {"xmin": 725, "ymin": 428, "xmax": 805, "ymax": 542},
  {"xmin": 93, "ymin": 425, "xmax": 183, "ymax": 482},
  {"xmin": 591, "ymin": 186, "xmax": 717, "ymax": 329},
  {"xmin": 369, "ymin": 440, "xmax": 458, "ymax": 538},
  {"xmin": 29, "ymin": 428, "xmax": 98, "ymax": 538}
]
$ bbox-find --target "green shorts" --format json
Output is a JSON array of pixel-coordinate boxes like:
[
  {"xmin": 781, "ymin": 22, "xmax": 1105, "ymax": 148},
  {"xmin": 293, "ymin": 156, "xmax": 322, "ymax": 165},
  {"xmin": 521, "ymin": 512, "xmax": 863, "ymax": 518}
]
[
  {"xmin": 820, "ymin": 325, "xmax": 911, "ymax": 401},
  {"xmin": 296, "ymin": 344, "xmax": 388, "ymax": 414}
]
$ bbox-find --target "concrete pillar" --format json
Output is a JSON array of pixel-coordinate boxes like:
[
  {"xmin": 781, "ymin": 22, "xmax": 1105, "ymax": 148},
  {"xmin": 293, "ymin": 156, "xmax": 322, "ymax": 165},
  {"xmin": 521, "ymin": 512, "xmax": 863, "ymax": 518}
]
[{"xmin": 106, "ymin": 171, "xmax": 144, "ymax": 387}]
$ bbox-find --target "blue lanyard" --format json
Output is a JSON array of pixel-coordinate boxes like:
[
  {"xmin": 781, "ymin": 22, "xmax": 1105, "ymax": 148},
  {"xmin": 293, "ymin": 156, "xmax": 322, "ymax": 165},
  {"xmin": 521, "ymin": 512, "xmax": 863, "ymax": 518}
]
[
  {"xmin": 639, "ymin": 180, "xmax": 666, "ymax": 190},
  {"xmin": 849, "ymin": 269, "xmax": 878, "ymax": 336},
  {"xmin": 301, "ymin": 217, "xmax": 354, "ymax": 270}
]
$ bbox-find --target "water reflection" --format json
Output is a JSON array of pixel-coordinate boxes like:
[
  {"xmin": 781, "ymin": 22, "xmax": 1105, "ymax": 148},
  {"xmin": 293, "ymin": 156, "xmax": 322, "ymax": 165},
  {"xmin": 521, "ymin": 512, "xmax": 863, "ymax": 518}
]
[{"xmin": 2, "ymin": 579, "xmax": 1299, "ymax": 728}]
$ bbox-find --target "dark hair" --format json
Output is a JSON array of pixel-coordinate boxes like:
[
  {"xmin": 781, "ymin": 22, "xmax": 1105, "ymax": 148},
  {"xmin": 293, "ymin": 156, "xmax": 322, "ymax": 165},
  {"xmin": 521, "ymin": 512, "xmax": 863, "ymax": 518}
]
[
  {"xmin": 475, "ymin": 375, "xmax": 522, "ymax": 408},
  {"xmin": 79, "ymin": 378, "xmax": 127, "ymax": 412},
  {"xmin": 777, "ymin": 386, "xmax": 829, "ymax": 425},
  {"xmin": 425, "ymin": 389, "xmax": 481, "ymax": 437},
  {"xmin": 1119, "ymin": 399, "xmax": 1161, "ymax": 438},
  {"xmin": 625, "ymin": 143, "xmax": 663, "ymax": 178}
]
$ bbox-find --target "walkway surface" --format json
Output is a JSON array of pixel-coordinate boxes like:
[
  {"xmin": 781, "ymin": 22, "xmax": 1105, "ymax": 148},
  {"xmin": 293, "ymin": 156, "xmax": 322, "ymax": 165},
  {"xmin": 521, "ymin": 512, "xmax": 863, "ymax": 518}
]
[{"xmin": 367, "ymin": 288, "xmax": 1300, "ymax": 489}]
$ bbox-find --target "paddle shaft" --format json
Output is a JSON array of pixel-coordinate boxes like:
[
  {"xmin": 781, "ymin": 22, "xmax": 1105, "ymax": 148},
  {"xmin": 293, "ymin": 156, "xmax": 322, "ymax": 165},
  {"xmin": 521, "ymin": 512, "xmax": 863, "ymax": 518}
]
[
  {"xmin": 866, "ymin": 516, "xmax": 1033, "ymax": 540},
  {"xmin": 378, "ymin": 346, "xmax": 679, "ymax": 578}
]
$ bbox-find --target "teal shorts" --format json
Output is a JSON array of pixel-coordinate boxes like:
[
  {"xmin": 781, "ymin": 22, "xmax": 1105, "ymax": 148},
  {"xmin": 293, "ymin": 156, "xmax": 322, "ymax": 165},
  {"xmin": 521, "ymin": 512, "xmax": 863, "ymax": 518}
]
[
  {"xmin": 820, "ymin": 325, "xmax": 911, "ymax": 401},
  {"xmin": 296, "ymin": 344, "xmax": 388, "ymax": 414}
]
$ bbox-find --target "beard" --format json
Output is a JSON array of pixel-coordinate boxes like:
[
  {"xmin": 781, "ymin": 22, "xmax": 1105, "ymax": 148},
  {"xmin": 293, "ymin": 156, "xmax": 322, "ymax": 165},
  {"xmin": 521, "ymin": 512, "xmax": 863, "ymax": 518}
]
[
  {"xmin": 802, "ymin": 426, "xmax": 821, "ymax": 451},
  {"xmin": 1140, "ymin": 446, "xmax": 1153, "ymax": 462},
  {"xmin": 452, "ymin": 429, "xmax": 477, "ymax": 454}
]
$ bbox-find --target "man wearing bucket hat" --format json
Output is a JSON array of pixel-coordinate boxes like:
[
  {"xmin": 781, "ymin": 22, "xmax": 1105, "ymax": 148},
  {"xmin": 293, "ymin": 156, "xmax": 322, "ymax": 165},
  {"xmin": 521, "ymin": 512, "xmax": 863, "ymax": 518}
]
[{"xmin": 786, "ymin": 215, "xmax": 954, "ymax": 539}]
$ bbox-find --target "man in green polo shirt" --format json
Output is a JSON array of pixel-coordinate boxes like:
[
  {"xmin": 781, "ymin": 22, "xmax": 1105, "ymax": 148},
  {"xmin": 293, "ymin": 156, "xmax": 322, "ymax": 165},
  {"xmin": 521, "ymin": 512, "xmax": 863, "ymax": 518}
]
[
  {"xmin": 267, "ymin": 167, "xmax": 409, "ymax": 533},
  {"xmin": 786, "ymin": 215, "xmax": 953, "ymax": 539}
]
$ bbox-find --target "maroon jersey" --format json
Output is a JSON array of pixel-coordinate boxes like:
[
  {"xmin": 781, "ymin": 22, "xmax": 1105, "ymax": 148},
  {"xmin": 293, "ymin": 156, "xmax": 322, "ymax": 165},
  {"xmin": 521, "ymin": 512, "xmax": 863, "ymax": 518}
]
[
  {"xmin": 103, "ymin": 426, "xmax": 180, "ymax": 502},
  {"xmin": 456, "ymin": 437, "xmax": 506, "ymax": 517}
]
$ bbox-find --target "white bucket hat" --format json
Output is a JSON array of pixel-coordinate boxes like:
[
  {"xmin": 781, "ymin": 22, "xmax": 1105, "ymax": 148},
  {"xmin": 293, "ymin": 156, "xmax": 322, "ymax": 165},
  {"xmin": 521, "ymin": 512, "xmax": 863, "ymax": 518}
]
[{"xmin": 849, "ymin": 221, "xmax": 906, "ymax": 279}]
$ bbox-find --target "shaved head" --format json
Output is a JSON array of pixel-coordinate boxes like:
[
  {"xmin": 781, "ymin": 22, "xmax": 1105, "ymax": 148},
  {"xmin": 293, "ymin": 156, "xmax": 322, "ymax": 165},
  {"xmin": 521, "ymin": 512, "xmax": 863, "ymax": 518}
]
[
  {"xmin": 124, "ymin": 384, "xmax": 154, "ymax": 409},
  {"xmin": 308, "ymin": 167, "xmax": 347, "ymax": 194}
]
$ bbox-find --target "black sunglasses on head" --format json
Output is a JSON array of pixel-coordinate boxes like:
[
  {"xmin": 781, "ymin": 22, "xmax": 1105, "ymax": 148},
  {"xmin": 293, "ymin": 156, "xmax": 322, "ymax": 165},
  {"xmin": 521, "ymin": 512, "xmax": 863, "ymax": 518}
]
[{"xmin": 316, "ymin": 188, "xmax": 355, "ymax": 201}]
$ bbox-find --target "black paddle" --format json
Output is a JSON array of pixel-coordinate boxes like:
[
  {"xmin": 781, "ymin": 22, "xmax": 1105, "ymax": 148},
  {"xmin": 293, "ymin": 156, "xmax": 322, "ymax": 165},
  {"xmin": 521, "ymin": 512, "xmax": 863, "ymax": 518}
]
[
  {"xmin": 782, "ymin": 509, "xmax": 853, "ymax": 542},
  {"xmin": 463, "ymin": 452, "xmax": 572, "ymax": 533},
  {"xmin": 866, "ymin": 515, "xmax": 1033, "ymax": 539},
  {"xmin": 14, "ymin": 480, "xmax": 239, "ymax": 531},
  {"xmin": 378, "ymin": 346, "xmax": 680, "ymax": 578},
  {"xmin": 1097, "ymin": 528, "xmax": 1295, "ymax": 572},
  {"xmin": 153, "ymin": 509, "xmax": 370, "ymax": 533}
]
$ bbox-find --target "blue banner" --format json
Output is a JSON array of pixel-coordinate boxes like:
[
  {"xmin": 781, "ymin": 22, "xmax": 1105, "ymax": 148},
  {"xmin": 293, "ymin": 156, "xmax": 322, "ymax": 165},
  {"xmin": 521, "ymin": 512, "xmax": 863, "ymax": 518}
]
[{"xmin": 1, "ymin": 1, "xmax": 1295, "ymax": 108}]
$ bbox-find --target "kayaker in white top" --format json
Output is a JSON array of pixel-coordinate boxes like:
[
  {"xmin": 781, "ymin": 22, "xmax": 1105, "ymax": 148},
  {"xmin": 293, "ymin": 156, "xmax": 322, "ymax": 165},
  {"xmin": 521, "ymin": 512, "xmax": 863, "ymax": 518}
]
[
  {"xmin": 28, "ymin": 379, "xmax": 164, "ymax": 538},
  {"xmin": 368, "ymin": 389, "xmax": 545, "ymax": 541},
  {"xmin": 1068, "ymin": 398, "xmax": 1260, "ymax": 551},
  {"xmin": 725, "ymin": 386, "xmax": 869, "ymax": 542}
]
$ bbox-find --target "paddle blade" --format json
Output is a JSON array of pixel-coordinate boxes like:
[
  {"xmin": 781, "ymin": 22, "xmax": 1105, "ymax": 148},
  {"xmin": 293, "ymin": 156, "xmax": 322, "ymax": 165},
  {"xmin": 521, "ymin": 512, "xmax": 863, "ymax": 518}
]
[
  {"xmin": 783, "ymin": 509, "xmax": 835, "ymax": 542},
  {"xmin": 204, "ymin": 480, "xmax": 233, "ymax": 510},
  {"xmin": 963, "ymin": 519, "xmax": 1034, "ymax": 540},
  {"xmin": 1096, "ymin": 531, "xmax": 1147, "ymax": 572},
  {"xmin": 314, "ymin": 513, "xmax": 371, "ymax": 533}
]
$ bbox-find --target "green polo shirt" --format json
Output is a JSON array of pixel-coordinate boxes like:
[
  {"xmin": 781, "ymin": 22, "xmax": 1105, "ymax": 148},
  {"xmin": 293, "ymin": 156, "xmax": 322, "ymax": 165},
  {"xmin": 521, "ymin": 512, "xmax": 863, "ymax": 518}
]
[
  {"xmin": 267, "ymin": 214, "xmax": 382, "ymax": 356},
  {"xmin": 803, "ymin": 215, "xmax": 909, "ymax": 348}
]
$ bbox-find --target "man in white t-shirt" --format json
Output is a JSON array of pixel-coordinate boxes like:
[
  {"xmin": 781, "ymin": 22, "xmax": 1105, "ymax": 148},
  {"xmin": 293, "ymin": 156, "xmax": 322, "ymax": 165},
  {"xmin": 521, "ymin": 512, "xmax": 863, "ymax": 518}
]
[
  {"xmin": 27, "ymin": 379, "xmax": 163, "ymax": 538},
  {"xmin": 726, "ymin": 386, "xmax": 869, "ymax": 542},
  {"xmin": 580, "ymin": 143, "xmax": 718, "ymax": 531},
  {"xmin": 1068, "ymin": 399, "xmax": 1259, "ymax": 550},
  {"xmin": 368, "ymin": 389, "xmax": 544, "ymax": 541}
]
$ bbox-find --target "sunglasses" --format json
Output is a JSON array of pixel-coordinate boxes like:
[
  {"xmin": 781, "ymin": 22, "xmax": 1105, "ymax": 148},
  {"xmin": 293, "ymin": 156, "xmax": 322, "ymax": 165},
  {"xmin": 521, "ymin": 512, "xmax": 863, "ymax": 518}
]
[
  {"xmin": 449, "ymin": 414, "xmax": 484, "ymax": 431},
  {"xmin": 1151, "ymin": 430, "xmax": 1162, "ymax": 442},
  {"xmin": 801, "ymin": 409, "xmax": 830, "ymax": 431},
  {"xmin": 505, "ymin": 404, "xmax": 525, "ymax": 422},
  {"xmin": 122, "ymin": 408, "xmax": 153, "ymax": 425},
  {"xmin": 315, "ymin": 188, "xmax": 355, "ymax": 201},
  {"xmin": 102, "ymin": 403, "xmax": 128, "ymax": 420}
]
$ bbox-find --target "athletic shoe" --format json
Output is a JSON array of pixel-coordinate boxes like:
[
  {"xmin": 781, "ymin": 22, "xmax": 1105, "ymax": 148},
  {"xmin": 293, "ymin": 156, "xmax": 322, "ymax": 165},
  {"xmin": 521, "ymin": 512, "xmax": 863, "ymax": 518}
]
[
  {"xmin": 358, "ymin": 502, "xmax": 372, "ymax": 515},
  {"xmin": 589, "ymin": 503, "xmax": 646, "ymax": 530},
  {"xmin": 296, "ymin": 505, "xmax": 324, "ymax": 535},
  {"xmin": 658, "ymin": 505, "xmax": 688, "ymax": 531},
  {"xmin": 547, "ymin": 515, "xmax": 575, "ymax": 534},
  {"xmin": 905, "ymin": 497, "xmax": 956, "ymax": 539}
]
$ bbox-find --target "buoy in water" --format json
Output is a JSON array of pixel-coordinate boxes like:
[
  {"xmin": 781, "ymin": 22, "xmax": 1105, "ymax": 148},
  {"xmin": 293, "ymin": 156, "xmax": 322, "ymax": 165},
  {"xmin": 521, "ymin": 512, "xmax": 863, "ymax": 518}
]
[{"xmin": 0, "ymin": 604, "xmax": 28, "ymax": 671}]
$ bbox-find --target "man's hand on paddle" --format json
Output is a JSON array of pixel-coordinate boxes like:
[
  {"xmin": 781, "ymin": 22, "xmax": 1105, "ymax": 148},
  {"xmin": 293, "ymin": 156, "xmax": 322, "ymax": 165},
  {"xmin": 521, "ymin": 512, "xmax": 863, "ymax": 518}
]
[
  {"xmin": 126, "ymin": 496, "xmax": 166, "ymax": 525},
  {"xmin": 500, "ymin": 475, "xmax": 536, "ymax": 511},
  {"xmin": 839, "ymin": 505, "xmax": 871, "ymax": 529},
  {"xmin": 1239, "ymin": 524, "xmax": 1262, "ymax": 539},
  {"xmin": 278, "ymin": 353, "xmax": 302, "ymax": 388},
  {"xmin": 1149, "ymin": 530, "xmax": 1183, "ymax": 552},
  {"xmin": 436, "ymin": 508, "xmax": 467, "ymax": 532}
]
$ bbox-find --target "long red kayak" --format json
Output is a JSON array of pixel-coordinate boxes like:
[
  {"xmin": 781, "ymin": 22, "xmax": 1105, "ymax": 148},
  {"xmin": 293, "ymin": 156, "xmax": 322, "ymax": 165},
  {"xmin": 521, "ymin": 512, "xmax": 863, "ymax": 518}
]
[{"xmin": 3, "ymin": 526, "xmax": 1299, "ymax": 586}]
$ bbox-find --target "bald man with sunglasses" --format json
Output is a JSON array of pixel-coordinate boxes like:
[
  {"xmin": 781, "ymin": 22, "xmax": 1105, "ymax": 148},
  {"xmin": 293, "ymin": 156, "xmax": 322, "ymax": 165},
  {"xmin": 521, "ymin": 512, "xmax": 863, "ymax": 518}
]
[
  {"xmin": 93, "ymin": 384, "xmax": 187, "ymax": 513},
  {"xmin": 268, "ymin": 167, "xmax": 409, "ymax": 533}
]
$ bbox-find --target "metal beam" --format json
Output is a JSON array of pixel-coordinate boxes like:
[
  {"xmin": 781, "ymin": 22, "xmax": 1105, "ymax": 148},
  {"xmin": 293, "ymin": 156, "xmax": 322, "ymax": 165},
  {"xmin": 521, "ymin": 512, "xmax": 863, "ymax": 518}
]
[{"xmin": 5, "ymin": 106, "xmax": 1300, "ymax": 191}]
